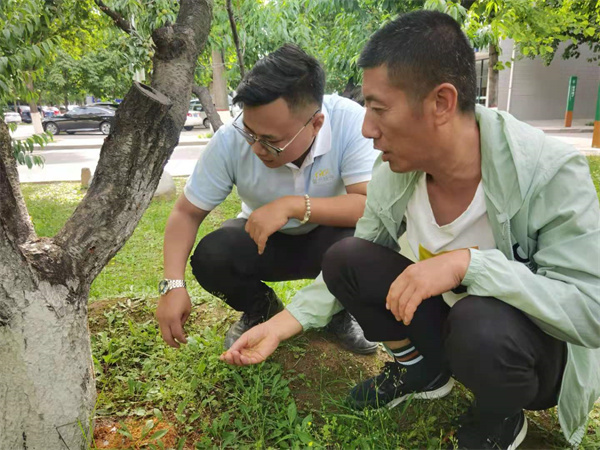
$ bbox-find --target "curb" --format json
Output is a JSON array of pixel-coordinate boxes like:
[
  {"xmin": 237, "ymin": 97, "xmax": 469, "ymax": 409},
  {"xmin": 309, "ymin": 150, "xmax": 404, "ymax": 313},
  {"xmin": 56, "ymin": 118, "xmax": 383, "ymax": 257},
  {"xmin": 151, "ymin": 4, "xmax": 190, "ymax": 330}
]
[
  {"xmin": 536, "ymin": 127, "xmax": 593, "ymax": 134},
  {"xmin": 34, "ymin": 139, "xmax": 211, "ymax": 151}
]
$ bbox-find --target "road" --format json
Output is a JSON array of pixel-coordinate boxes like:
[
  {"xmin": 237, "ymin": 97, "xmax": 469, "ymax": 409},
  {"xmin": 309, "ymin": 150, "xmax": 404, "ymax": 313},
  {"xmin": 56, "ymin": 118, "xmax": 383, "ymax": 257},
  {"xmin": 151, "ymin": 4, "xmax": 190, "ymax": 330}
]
[
  {"xmin": 16, "ymin": 129, "xmax": 209, "ymax": 183},
  {"xmin": 14, "ymin": 127, "xmax": 600, "ymax": 184}
]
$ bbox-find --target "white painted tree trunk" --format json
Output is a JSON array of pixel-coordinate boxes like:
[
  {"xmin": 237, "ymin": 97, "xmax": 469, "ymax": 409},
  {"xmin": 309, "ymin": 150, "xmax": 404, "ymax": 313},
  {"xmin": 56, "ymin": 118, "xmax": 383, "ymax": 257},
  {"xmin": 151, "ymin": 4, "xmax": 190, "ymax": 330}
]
[{"xmin": 0, "ymin": 281, "xmax": 95, "ymax": 450}]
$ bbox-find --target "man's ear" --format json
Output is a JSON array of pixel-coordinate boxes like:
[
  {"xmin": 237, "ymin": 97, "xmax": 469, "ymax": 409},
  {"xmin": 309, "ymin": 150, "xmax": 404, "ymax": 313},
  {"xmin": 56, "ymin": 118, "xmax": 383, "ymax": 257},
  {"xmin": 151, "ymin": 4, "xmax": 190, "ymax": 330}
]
[
  {"xmin": 431, "ymin": 83, "xmax": 458, "ymax": 126},
  {"xmin": 311, "ymin": 112, "xmax": 325, "ymax": 136}
]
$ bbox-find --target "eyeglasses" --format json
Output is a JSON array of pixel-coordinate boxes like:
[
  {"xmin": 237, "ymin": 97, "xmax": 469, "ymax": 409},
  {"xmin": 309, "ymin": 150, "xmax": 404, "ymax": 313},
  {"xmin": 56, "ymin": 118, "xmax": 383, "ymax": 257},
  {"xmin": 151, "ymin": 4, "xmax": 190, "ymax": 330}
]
[{"xmin": 232, "ymin": 108, "xmax": 321, "ymax": 156}]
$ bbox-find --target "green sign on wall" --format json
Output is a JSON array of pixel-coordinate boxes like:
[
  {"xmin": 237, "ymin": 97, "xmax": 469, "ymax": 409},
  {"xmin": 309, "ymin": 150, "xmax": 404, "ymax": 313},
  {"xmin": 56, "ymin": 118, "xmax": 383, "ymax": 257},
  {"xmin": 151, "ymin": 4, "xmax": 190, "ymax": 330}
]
[{"xmin": 566, "ymin": 76, "xmax": 578, "ymax": 112}]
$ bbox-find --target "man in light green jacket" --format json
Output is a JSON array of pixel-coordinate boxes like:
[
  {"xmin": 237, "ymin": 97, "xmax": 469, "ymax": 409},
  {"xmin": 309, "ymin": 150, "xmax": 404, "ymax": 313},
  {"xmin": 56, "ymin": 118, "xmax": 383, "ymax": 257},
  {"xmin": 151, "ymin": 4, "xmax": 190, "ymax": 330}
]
[{"xmin": 222, "ymin": 11, "xmax": 600, "ymax": 449}]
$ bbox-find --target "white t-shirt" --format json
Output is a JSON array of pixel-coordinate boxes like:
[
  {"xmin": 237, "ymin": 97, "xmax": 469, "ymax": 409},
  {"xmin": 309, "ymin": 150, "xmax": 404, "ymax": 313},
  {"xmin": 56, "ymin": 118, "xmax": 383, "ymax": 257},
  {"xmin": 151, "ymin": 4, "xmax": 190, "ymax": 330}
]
[
  {"xmin": 184, "ymin": 95, "xmax": 378, "ymax": 235},
  {"xmin": 404, "ymin": 172, "xmax": 496, "ymax": 306}
]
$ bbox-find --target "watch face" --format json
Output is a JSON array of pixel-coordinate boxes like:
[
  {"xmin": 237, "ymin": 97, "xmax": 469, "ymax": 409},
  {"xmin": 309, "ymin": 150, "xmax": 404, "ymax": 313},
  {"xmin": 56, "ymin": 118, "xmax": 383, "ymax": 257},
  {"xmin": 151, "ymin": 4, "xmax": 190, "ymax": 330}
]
[{"xmin": 158, "ymin": 280, "xmax": 169, "ymax": 295}]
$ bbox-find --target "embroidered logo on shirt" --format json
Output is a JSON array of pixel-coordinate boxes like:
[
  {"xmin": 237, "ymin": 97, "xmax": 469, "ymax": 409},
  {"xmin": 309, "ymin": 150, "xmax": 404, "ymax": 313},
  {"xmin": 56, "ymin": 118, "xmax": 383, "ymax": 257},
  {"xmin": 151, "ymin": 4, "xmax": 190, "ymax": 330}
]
[{"xmin": 312, "ymin": 168, "xmax": 334, "ymax": 185}]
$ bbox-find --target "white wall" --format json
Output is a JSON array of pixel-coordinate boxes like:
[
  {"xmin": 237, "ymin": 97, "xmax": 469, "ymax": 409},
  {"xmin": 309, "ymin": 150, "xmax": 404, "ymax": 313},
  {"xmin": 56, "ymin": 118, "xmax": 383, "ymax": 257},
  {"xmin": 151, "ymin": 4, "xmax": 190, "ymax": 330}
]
[{"xmin": 496, "ymin": 39, "xmax": 599, "ymax": 121}]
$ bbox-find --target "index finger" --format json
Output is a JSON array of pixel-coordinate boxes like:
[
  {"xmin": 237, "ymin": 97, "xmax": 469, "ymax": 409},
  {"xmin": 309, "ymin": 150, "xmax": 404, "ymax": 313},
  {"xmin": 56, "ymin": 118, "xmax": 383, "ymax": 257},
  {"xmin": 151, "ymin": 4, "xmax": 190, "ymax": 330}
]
[
  {"xmin": 171, "ymin": 321, "xmax": 188, "ymax": 345},
  {"xmin": 257, "ymin": 234, "xmax": 268, "ymax": 255},
  {"xmin": 159, "ymin": 322, "xmax": 180, "ymax": 348}
]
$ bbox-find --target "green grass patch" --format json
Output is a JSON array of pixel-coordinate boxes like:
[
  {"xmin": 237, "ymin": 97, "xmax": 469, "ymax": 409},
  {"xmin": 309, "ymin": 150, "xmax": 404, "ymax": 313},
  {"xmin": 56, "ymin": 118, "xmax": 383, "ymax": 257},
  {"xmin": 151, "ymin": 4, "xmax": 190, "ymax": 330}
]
[{"xmin": 21, "ymin": 158, "xmax": 600, "ymax": 449}]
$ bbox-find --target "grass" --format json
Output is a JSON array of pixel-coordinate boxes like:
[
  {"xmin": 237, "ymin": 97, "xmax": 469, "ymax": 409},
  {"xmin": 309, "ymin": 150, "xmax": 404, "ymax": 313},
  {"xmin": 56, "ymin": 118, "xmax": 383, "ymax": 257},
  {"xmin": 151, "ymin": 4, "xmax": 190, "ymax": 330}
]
[{"xmin": 20, "ymin": 156, "xmax": 600, "ymax": 449}]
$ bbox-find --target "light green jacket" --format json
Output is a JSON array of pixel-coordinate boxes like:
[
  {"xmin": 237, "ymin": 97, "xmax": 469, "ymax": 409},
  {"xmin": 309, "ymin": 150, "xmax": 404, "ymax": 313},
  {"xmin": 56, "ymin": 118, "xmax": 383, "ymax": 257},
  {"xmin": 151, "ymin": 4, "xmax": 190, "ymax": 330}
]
[{"xmin": 287, "ymin": 105, "xmax": 600, "ymax": 446}]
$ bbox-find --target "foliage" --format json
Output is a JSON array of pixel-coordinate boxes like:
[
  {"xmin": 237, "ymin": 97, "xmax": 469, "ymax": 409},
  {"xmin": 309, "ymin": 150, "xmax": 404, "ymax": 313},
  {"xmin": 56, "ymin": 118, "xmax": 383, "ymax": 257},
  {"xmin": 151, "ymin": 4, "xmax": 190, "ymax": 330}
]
[
  {"xmin": 7, "ymin": 122, "xmax": 49, "ymax": 168},
  {"xmin": 0, "ymin": 0, "xmax": 59, "ymax": 103},
  {"xmin": 0, "ymin": 0, "xmax": 104, "ymax": 104},
  {"xmin": 435, "ymin": 0, "xmax": 600, "ymax": 65}
]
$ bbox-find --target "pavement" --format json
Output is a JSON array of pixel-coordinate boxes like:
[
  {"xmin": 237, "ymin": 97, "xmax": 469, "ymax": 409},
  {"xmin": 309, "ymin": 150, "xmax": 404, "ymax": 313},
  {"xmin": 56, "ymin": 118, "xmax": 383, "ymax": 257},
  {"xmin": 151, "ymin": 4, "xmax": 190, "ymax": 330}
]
[{"xmin": 10, "ymin": 118, "xmax": 600, "ymax": 183}]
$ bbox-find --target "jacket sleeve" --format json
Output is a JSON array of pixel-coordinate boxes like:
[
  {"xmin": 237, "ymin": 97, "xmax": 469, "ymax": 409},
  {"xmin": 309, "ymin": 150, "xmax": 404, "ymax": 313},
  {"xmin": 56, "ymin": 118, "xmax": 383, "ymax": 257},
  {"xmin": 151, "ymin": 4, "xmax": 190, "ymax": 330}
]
[
  {"xmin": 462, "ymin": 153, "xmax": 600, "ymax": 348},
  {"xmin": 286, "ymin": 273, "xmax": 344, "ymax": 330},
  {"xmin": 287, "ymin": 175, "xmax": 390, "ymax": 329}
]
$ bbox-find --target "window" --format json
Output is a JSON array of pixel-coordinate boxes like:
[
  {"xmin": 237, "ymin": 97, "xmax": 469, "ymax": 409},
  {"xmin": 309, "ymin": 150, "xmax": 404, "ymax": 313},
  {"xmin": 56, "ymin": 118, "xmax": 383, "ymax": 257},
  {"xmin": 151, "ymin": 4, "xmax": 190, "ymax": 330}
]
[{"xmin": 476, "ymin": 59, "xmax": 489, "ymax": 106}]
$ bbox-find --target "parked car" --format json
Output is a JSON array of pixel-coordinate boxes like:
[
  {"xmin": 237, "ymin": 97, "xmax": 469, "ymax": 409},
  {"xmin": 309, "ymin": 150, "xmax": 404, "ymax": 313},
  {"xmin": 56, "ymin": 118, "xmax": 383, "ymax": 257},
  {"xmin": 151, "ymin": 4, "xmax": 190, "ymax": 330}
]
[
  {"xmin": 42, "ymin": 106, "xmax": 115, "ymax": 135},
  {"xmin": 90, "ymin": 102, "xmax": 119, "ymax": 110},
  {"xmin": 41, "ymin": 106, "xmax": 58, "ymax": 118},
  {"xmin": 3, "ymin": 111, "xmax": 22, "ymax": 123},
  {"xmin": 228, "ymin": 93, "xmax": 241, "ymax": 117},
  {"xmin": 18, "ymin": 106, "xmax": 31, "ymax": 123},
  {"xmin": 185, "ymin": 101, "xmax": 209, "ymax": 130}
]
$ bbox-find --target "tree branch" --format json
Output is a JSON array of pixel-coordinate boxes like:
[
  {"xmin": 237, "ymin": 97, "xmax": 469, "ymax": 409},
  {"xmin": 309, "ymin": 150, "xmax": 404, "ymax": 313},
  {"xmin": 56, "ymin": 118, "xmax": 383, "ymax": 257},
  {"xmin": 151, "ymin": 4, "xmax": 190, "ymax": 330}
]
[
  {"xmin": 0, "ymin": 120, "xmax": 36, "ymax": 248},
  {"xmin": 55, "ymin": 0, "xmax": 213, "ymax": 283},
  {"xmin": 226, "ymin": 0, "xmax": 245, "ymax": 79},
  {"xmin": 93, "ymin": 0, "xmax": 133, "ymax": 34},
  {"xmin": 192, "ymin": 84, "xmax": 223, "ymax": 131}
]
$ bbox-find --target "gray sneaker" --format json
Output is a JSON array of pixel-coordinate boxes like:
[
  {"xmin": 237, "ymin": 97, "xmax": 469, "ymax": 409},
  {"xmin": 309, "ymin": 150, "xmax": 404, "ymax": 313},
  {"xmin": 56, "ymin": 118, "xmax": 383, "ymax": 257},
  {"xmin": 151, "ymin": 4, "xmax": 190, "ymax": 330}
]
[
  {"xmin": 327, "ymin": 310, "xmax": 378, "ymax": 354},
  {"xmin": 224, "ymin": 292, "xmax": 284, "ymax": 349}
]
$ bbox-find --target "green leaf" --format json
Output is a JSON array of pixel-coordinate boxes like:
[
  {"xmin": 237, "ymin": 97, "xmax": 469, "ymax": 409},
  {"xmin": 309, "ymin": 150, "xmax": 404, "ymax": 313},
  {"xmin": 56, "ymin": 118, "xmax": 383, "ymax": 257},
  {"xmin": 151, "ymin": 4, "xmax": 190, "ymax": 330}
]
[
  {"xmin": 140, "ymin": 419, "xmax": 155, "ymax": 438},
  {"xmin": 149, "ymin": 429, "xmax": 168, "ymax": 441},
  {"xmin": 176, "ymin": 399, "xmax": 188, "ymax": 416},
  {"xmin": 287, "ymin": 401, "xmax": 297, "ymax": 425},
  {"xmin": 188, "ymin": 412, "xmax": 201, "ymax": 423}
]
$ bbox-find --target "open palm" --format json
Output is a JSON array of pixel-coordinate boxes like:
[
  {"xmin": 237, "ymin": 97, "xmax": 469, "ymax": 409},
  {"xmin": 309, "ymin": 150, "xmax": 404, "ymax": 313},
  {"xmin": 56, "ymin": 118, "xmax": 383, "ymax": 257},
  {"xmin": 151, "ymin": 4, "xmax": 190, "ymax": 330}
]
[{"xmin": 220, "ymin": 322, "xmax": 281, "ymax": 366}]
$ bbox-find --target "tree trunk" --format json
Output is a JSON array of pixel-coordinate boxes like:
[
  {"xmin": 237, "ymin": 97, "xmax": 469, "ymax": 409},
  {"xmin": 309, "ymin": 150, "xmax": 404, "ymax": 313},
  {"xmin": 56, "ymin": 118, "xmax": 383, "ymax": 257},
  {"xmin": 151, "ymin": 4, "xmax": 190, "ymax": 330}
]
[
  {"xmin": 0, "ymin": 277, "xmax": 95, "ymax": 449},
  {"xmin": 64, "ymin": 93, "xmax": 69, "ymax": 110},
  {"xmin": 192, "ymin": 84, "xmax": 223, "ymax": 131},
  {"xmin": 487, "ymin": 44, "xmax": 499, "ymax": 108},
  {"xmin": 341, "ymin": 77, "xmax": 364, "ymax": 106},
  {"xmin": 211, "ymin": 47, "xmax": 229, "ymax": 111},
  {"xmin": 226, "ymin": 0, "xmax": 245, "ymax": 79},
  {"xmin": 25, "ymin": 74, "xmax": 43, "ymax": 134},
  {"xmin": 0, "ymin": 1, "xmax": 213, "ymax": 448}
]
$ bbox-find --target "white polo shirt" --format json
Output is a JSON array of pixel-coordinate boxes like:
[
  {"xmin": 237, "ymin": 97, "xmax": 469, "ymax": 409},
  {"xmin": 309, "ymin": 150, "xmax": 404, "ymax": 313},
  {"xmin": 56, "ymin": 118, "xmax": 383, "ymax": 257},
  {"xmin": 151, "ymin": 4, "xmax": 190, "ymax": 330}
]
[{"xmin": 184, "ymin": 94, "xmax": 378, "ymax": 235}]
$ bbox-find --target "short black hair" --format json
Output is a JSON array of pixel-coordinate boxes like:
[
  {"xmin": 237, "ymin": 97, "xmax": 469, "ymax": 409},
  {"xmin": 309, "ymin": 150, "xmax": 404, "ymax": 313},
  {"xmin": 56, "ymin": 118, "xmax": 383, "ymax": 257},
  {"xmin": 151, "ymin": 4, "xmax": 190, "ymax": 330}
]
[
  {"xmin": 233, "ymin": 44, "xmax": 325, "ymax": 112},
  {"xmin": 358, "ymin": 10, "xmax": 477, "ymax": 113}
]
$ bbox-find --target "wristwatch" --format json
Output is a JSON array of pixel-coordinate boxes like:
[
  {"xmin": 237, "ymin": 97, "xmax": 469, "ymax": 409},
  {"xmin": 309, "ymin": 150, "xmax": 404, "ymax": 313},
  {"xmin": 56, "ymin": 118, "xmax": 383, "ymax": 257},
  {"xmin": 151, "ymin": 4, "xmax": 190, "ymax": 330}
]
[{"xmin": 158, "ymin": 279, "xmax": 186, "ymax": 295}]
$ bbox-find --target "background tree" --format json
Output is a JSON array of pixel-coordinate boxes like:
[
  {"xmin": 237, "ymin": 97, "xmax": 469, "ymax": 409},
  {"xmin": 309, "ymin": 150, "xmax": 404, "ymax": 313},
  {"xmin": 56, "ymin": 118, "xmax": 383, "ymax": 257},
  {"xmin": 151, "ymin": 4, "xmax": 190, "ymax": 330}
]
[{"xmin": 0, "ymin": 1, "xmax": 212, "ymax": 449}]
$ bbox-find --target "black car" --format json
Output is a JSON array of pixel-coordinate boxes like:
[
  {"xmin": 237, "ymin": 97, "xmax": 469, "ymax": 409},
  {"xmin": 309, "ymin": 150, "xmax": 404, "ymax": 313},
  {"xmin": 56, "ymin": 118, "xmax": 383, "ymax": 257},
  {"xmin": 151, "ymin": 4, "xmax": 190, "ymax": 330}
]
[{"xmin": 42, "ymin": 106, "xmax": 115, "ymax": 135}]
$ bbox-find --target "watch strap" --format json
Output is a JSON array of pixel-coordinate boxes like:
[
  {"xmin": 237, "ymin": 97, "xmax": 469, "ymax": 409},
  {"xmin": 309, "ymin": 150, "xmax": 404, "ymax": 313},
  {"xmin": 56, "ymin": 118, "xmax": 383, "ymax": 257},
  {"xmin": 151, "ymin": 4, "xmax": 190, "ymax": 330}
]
[{"xmin": 167, "ymin": 279, "xmax": 186, "ymax": 290}]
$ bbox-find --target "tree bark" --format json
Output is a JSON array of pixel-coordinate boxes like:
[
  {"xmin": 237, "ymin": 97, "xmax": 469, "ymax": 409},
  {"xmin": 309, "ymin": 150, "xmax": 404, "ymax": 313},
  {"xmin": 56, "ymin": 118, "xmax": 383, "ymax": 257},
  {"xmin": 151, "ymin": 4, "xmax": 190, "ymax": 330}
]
[
  {"xmin": 341, "ymin": 77, "xmax": 364, "ymax": 106},
  {"xmin": 211, "ymin": 47, "xmax": 229, "ymax": 111},
  {"xmin": 25, "ymin": 74, "xmax": 43, "ymax": 134},
  {"xmin": 192, "ymin": 84, "xmax": 223, "ymax": 131},
  {"xmin": 0, "ymin": 1, "xmax": 213, "ymax": 448},
  {"xmin": 226, "ymin": 0, "xmax": 245, "ymax": 79},
  {"xmin": 487, "ymin": 44, "xmax": 499, "ymax": 108}
]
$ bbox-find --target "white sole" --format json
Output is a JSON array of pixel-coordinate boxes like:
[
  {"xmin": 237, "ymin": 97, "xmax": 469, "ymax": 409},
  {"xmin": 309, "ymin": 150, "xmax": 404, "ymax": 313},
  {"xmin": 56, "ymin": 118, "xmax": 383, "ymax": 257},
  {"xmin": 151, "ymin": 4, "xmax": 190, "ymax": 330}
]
[
  {"xmin": 509, "ymin": 415, "xmax": 527, "ymax": 450},
  {"xmin": 386, "ymin": 377, "xmax": 455, "ymax": 410}
]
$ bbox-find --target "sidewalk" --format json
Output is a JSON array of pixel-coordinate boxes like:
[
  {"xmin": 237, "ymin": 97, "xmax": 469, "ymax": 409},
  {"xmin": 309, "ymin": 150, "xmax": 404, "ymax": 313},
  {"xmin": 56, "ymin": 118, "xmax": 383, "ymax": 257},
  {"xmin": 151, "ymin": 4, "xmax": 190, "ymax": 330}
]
[
  {"xmin": 524, "ymin": 118, "xmax": 593, "ymax": 134},
  {"xmin": 9, "ymin": 124, "xmax": 210, "ymax": 150}
]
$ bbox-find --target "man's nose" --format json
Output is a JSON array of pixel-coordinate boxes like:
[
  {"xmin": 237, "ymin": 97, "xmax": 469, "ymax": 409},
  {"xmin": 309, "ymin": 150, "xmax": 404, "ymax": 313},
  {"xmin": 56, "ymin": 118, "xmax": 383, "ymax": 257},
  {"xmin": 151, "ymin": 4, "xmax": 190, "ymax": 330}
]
[
  {"xmin": 362, "ymin": 114, "xmax": 381, "ymax": 140},
  {"xmin": 252, "ymin": 141, "xmax": 270, "ymax": 157}
]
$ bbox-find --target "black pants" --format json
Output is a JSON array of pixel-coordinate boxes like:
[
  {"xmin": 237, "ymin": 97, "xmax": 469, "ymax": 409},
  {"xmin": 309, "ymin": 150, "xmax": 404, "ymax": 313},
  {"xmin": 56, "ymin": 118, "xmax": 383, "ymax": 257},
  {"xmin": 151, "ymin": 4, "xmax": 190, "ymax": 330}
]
[
  {"xmin": 190, "ymin": 218, "xmax": 354, "ymax": 313},
  {"xmin": 322, "ymin": 237, "xmax": 566, "ymax": 418}
]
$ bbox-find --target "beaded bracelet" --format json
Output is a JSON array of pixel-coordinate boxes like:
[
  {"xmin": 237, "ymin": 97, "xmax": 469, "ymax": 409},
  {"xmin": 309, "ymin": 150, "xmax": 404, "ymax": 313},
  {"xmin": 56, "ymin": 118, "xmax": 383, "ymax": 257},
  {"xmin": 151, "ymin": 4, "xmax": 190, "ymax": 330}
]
[{"xmin": 299, "ymin": 194, "xmax": 311, "ymax": 224}]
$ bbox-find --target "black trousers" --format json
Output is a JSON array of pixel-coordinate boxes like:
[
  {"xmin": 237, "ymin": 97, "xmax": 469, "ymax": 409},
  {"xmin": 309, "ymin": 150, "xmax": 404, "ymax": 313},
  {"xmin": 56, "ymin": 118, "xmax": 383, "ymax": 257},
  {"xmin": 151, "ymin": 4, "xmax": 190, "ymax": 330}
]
[
  {"xmin": 322, "ymin": 237, "xmax": 566, "ymax": 418},
  {"xmin": 190, "ymin": 218, "xmax": 354, "ymax": 313}
]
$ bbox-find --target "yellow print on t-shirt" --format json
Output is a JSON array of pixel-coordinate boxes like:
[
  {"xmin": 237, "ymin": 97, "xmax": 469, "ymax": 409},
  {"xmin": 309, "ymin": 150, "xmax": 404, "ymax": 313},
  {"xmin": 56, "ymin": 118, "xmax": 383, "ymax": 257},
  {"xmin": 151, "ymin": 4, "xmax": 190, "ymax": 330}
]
[{"xmin": 418, "ymin": 244, "xmax": 478, "ymax": 261}]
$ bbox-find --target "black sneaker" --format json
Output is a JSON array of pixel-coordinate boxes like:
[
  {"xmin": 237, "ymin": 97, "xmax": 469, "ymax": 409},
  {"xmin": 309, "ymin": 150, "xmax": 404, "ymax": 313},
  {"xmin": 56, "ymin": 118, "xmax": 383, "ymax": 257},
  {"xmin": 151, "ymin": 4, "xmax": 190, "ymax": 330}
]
[
  {"xmin": 347, "ymin": 360, "xmax": 454, "ymax": 410},
  {"xmin": 326, "ymin": 310, "xmax": 378, "ymax": 355},
  {"xmin": 455, "ymin": 408, "xmax": 527, "ymax": 450},
  {"xmin": 224, "ymin": 292, "xmax": 284, "ymax": 349}
]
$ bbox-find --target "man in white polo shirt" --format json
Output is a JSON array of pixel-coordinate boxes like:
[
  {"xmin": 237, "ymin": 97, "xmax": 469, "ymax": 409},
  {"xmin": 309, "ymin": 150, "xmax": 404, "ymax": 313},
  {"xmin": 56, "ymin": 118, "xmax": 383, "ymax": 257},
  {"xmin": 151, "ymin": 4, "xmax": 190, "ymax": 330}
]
[{"xmin": 156, "ymin": 44, "xmax": 378, "ymax": 353}]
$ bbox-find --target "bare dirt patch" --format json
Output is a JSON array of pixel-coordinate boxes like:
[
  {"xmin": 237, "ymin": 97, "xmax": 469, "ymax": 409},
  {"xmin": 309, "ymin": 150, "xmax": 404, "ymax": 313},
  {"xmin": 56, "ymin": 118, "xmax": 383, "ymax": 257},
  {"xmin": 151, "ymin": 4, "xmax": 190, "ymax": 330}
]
[
  {"xmin": 273, "ymin": 329, "xmax": 390, "ymax": 411},
  {"xmin": 94, "ymin": 416, "xmax": 177, "ymax": 449}
]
